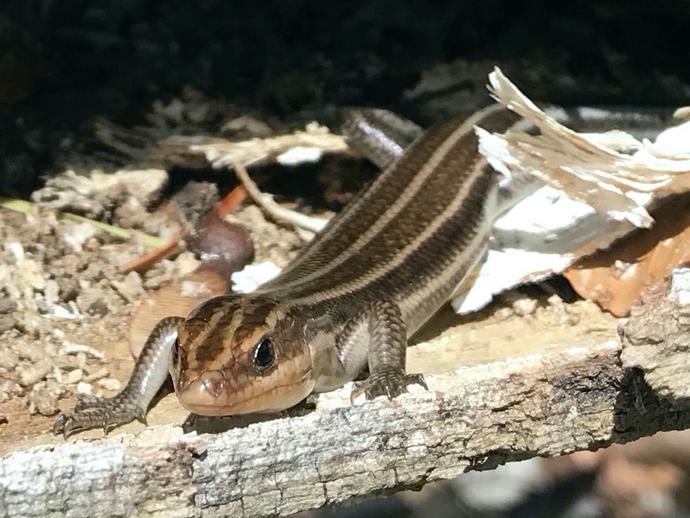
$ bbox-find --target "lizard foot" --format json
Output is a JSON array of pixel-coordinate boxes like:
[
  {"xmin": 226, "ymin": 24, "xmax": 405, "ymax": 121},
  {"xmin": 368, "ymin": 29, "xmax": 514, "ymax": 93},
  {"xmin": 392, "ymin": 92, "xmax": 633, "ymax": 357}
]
[
  {"xmin": 53, "ymin": 393, "xmax": 146, "ymax": 439},
  {"xmin": 350, "ymin": 369, "xmax": 427, "ymax": 403}
]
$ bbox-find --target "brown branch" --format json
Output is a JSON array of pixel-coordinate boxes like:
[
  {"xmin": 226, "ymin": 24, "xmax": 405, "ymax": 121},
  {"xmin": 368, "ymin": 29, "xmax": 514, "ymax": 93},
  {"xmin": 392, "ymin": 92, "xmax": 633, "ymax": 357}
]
[
  {"xmin": 120, "ymin": 235, "xmax": 186, "ymax": 273},
  {"xmin": 215, "ymin": 185, "xmax": 247, "ymax": 218}
]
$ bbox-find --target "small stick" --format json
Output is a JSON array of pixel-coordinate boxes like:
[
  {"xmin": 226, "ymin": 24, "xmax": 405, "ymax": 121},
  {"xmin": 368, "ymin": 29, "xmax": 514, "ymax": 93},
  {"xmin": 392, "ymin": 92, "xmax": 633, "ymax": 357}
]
[
  {"xmin": 215, "ymin": 185, "xmax": 248, "ymax": 218},
  {"xmin": 119, "ymin": 235, "xmax": 186, "ymax": 273},
  {"xmin": 233, "ymin": 161, "xmax": 327, "ymax": 233}
]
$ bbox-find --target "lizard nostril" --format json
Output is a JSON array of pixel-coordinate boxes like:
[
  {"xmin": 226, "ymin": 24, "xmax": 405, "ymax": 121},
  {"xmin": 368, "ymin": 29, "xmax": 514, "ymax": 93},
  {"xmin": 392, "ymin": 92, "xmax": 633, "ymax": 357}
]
[
  {"xmin": 177, "ymin": 369, "xmax": 235, "ymax": 414},
  {"xmin": 199, "ymin": 370, "xmax": 227, "ymax": 398}
]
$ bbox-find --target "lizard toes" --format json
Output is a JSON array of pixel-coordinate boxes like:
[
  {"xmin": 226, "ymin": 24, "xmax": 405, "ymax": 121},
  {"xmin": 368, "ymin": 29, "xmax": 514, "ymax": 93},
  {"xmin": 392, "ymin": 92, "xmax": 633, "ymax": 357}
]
[
  {"xmin": 351, "ymin": 369, "xmax": 426, "ymax": 403},
  {"xmin": 403, "ymin": 373, "xmax": 427, "ymax": 391}
]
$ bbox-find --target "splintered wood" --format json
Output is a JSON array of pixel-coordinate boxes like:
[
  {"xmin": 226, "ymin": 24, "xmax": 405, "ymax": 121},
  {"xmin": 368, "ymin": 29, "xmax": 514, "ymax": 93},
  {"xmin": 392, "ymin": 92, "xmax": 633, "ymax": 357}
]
[
  {"xmin": 457, "ymin": 67, "xmax": 690, "ymax": 315},
  {"xmin": 484, "ymin": 67, "xmax": 690, "ymax": 228}
]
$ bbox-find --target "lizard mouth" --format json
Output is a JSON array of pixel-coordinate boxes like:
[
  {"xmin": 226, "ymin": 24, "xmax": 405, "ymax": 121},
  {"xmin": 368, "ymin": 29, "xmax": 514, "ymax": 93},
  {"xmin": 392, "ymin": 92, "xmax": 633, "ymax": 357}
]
[{"xmin": 176, "ymin": 370, "xmax": 314, "ymax": 416}]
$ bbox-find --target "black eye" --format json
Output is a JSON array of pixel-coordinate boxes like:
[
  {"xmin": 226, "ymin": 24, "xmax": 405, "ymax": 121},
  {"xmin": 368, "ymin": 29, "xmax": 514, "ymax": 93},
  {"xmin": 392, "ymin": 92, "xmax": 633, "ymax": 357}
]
[{"xmin": 253, "ymin": 337, "xmax": 275, "ymax": 372}]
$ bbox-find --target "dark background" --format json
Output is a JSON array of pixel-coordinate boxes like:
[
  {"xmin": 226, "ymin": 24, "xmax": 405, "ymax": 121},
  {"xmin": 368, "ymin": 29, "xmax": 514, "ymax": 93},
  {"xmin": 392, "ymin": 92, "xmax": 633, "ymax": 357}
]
[{"xmin": 2, "ymin": 0, "xmax": 689, "ymax": 194}]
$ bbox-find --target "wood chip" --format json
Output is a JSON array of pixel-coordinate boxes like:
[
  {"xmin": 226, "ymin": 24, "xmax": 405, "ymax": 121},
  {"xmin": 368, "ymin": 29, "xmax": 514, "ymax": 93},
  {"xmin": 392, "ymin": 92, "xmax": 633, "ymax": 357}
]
[
  {"xmin": 62, "ymin": 369, "xmax": 83, "ymax": 385},
  {"xmin": 98, "ymin": 378, "xmax": 121, "ymax": 391},
  {"xmin": 565, "ymin": 196, "xmax": 690, "ymax": 316},
  {"xmin": 83, "ymin": 367, "xmax": 109, "ymax": 383}
]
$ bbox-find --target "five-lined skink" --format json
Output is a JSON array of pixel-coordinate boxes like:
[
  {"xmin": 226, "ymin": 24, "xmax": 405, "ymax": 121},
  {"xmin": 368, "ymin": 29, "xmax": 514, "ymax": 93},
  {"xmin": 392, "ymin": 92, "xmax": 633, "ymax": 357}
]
[{"xmin": 54, "ymin": 104, "xmax": 525, "ymax": 436}]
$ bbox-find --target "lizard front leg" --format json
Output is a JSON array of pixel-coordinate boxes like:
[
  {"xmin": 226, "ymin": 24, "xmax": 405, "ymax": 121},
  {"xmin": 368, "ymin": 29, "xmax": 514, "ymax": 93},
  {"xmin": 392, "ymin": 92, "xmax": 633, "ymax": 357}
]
[
  {"xmin": 338, "ymin": 300, "xmax": 426, "ymax": 401},
  {"xmin": 53, "ymin": 316, "xmax": 183, "ymax": 438}
]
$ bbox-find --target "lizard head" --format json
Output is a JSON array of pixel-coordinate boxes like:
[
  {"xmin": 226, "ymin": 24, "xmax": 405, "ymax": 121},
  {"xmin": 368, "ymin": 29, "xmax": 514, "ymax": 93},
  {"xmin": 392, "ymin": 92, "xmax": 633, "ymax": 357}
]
[{"xmin": 170, "ymin": 295, "xmax": 314, "ymax": 415}]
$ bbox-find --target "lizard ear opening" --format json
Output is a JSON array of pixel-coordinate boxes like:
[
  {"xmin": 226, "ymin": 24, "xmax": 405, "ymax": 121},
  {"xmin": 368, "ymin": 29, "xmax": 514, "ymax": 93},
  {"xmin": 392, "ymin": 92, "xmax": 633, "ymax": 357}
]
[
  {"xmin": 252, "ymin": 336, "xmax": 275, "ymax": 373},
  {"xmin": 171, "ymin": 337, "xmax": 180, "ymax": 365}
]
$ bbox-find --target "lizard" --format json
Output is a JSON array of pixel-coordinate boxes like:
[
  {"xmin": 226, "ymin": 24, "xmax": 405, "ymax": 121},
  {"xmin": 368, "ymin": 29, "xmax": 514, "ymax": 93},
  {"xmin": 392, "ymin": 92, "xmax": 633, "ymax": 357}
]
[{"xmin": 54, "ymin": 103, "xmax": 531, "ymax": 437}]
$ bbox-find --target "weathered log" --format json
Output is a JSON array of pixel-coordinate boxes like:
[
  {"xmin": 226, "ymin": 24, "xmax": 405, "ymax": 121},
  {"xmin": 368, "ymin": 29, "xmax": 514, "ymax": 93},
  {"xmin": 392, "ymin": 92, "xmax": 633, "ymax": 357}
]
[{"xmin": 2, "ymin": 278, "xmax": 690, "ymax": 517}]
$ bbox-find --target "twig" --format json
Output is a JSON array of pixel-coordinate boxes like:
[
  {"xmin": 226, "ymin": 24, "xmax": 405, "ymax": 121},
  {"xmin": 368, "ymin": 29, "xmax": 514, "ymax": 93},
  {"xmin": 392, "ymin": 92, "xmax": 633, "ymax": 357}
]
[
  {"xmin": 162, "ymin": 123, "xmax": 351, "ymax": 170},
  {"xmin": 0, "ymin": 198, "xmax": 164, "ymax": 248},
  {"xmin": 233, "ymin": 161, "xmax": 328, "ymax": 233},
  {"xmin": 119, "ymin": 235, "xmax": 186, "ymax": 273},
  {"xmin": 215, "ymin": 185, "xmax": 248, "ymax": 218}
]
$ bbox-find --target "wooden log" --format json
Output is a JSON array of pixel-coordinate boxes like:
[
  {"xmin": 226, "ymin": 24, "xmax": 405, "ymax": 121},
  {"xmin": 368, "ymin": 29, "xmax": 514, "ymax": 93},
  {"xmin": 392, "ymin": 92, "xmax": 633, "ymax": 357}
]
[{"xmin": 3, "ymin": 272, "xmax": 690, "ymax": 517}]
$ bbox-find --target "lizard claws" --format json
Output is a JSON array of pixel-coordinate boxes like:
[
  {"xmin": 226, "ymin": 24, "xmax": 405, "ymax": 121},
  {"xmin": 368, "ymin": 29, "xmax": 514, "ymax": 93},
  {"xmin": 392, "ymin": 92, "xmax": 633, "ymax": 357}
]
[
  {"xmin": 350, "ymin": 371, "xmax": 427, "ymax": 403},
  {"xmin": 54, "ymin": 414, "xmax": 86, "ymax": 439}
]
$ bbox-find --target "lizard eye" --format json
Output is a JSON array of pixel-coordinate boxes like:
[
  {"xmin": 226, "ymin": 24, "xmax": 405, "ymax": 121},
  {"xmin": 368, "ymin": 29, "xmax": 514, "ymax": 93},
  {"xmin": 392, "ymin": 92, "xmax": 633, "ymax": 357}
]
[{"xmin": 253, "ymin": 337, "xmax": 275, "ymax": 373}]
